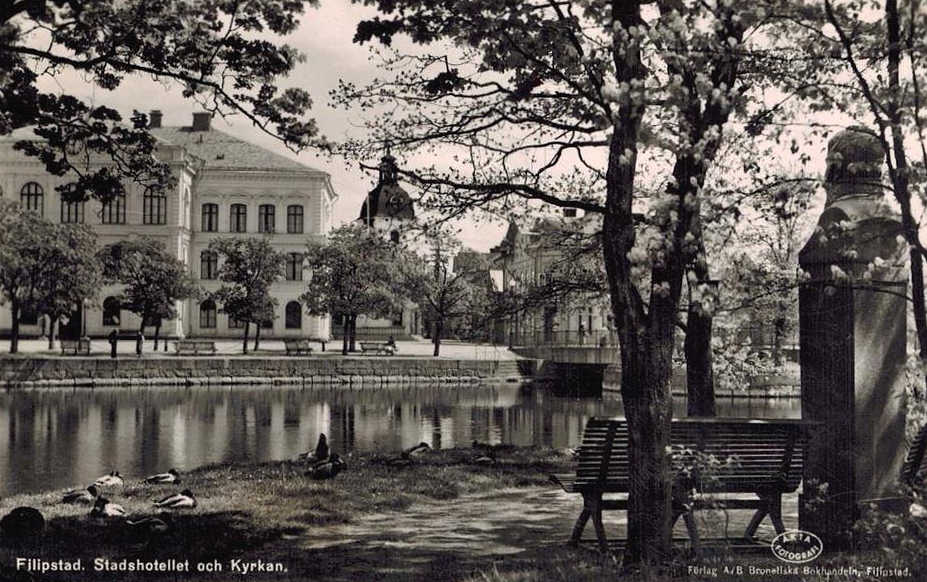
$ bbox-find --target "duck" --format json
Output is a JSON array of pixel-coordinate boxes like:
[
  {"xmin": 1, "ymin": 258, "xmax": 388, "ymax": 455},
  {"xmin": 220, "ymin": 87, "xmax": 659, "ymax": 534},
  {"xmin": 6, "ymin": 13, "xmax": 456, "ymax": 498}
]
[
  {"xmin": 298, "ymin": 434, "xmax": 329, "ymax": 464},
  {"xmin": 90, "ymin": 497, "xmax": 126, "ymax": 518},
  {"xmin": 306, "ymin": 454, "xmax": 346, "ymax": 480},
  {"xmin": 385, "ymin": 442, "xmax": 431, "ymax": 466},
  {"xmin": 144, "ymin": 469, "xmax": 181, "ymax": 485},
  {"xmin": 153, "ymin": 489, "xmax": 197, "ymax": 509},
  {"xmin": 127, "ymin": 515, "xmax": 172, "ymax": 534},
  {"xmin": 62, "ymin": 485, "xmax": 99, "ymax": 504},
  {"xmin": 94, "ymin": 471, "xmax": 124, "ymax": 488}
]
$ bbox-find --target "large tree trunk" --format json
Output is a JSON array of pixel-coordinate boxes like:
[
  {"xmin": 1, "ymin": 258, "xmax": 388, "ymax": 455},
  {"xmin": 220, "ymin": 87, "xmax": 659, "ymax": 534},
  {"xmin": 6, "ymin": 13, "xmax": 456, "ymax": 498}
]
[
  {"xmin": 685, "ymin": 243, "xmax": 716, "ymax": 417},
  {"xmin": 243, "ymin": 321, "xmax": 250, "ymax": 354},
  {"xmin": 154, "ymin": 323, "xmax": 161, "ymax": 352},
  {"xmin": 47, "ymin": 317, "xmax": 57, "ymax": 351},
  {"xmin": 254, "ymin": 323, "xmax": 261, "ymax": 351},
  {"xmin": 10, "ymin": 300, "xmax": 20, "ymax": 354}
]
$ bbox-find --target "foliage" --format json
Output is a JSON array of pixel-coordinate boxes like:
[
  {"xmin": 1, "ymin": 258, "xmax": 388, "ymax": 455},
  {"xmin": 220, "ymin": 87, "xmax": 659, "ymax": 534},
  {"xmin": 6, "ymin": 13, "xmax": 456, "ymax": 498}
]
[
  {"xmin": 99, "ymin": 238, "xmax": 200, "ymax": 347},
  {"xmin": 0, "ymin": 200, "xmax": 101, "ymax": 352},
  {"xmin": 209, "ymin": 237, "xmax": 284, "ymax": 352},
  {"xmin": 301, "ymin": 223, "xmax": 404, "ymax": 353},
  {"xmin": 0, "ymin": 0, "xmax": 322, "ymax": 206}
]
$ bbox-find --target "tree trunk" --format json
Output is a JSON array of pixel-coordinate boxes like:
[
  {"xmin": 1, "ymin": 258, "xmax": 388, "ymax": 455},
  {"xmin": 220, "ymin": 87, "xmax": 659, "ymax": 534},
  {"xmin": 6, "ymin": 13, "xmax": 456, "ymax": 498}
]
[
  {"xmin": 154, "ymin": 323, "xmax": 161, "ymax": 352},
  {"xmin": 433, "ymin": 318, "xmax": 442, "ymax": 357},
  {"xmin": 47, "ymin": 317, "xmax": 57, "ymax": 351},
  {"xmin": 342, "ymin": 319, "xmax": 349, "ymax": 355},
  {"xmin": 10, "ymin": 300, "xmax": 20, "ymax": 354},
  {"xmin": 348, "ymin": 314, "xmax": 357, "ymax": 353},
  {"xmin": 254, "ymin": 323, "xmax": 261, "ymax": 351},
  {"xmin": 138, "ymin": 321, "xmax": 146, "ymax": 356},
  {"xmin": 685, "ymin": 303, "xmax": 716, "ymax": 417},
  {"xmin": 243, "ymin": 321, "xmax": 250, "ymax": 354}
]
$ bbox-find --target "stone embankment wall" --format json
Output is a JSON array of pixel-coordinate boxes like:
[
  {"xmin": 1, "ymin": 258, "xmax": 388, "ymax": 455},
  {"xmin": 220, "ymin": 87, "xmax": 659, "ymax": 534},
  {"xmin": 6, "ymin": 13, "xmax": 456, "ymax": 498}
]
[
  {"xmin": 601, "ymin": 365, "xmax": 799, "ymax": 397},
  {"xmin": 0, "ymin": 357, "xmax": 536, "ymax": 388}
]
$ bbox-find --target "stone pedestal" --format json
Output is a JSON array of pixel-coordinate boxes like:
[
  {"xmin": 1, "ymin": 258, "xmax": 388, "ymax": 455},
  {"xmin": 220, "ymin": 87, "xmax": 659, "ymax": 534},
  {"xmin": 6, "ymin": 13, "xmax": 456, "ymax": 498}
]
[{"xmin": 798, "ymin": 127, "xmax": 908, "ymax": 550}]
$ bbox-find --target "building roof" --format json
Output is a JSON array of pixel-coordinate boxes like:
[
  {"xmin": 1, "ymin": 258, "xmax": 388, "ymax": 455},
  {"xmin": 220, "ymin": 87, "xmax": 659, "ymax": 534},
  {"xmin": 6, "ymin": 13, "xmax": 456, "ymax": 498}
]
[
  {"xmin": 149, "ymin": 126, "xmax": 323, "ymax": 173},
  {"xmin": 359, "ymin": 154, "xmax": 415, "ymax": 224}
]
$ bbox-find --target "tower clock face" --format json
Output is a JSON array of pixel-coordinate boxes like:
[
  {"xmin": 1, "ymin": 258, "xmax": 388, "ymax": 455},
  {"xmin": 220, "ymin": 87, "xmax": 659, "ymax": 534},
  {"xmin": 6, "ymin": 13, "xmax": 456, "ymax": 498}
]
[{"xmin": 388, "ymin": 194, "xmax": 403, "ymax": 211}]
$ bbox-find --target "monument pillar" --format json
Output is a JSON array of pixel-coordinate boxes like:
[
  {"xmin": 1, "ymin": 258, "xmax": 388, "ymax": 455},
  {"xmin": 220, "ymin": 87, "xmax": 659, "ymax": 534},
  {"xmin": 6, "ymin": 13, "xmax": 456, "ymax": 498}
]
[{"xmin": 799, "ymin": 127, "xmax": 908, "ymax": 550}]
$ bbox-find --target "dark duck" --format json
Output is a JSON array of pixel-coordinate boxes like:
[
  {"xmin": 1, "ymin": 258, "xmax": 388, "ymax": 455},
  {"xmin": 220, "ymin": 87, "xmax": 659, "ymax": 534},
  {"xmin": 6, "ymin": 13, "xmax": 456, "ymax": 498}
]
[
  {"xmin": 62, "ymin": 485, "xmax": 99, "ymax": 504},
  {"xmin": 144, "ymin": 469, "xmax": 181, "ymax": 485},
  {"xmin": 299, "ymin": 434, "xmax": 329, "ymax": 464},
  {"xmin": 386, "ymin": 442, "xmax": 431, "ymax": 466},
  {"xmin": 306, "ymin": 454, "xmax": 346, "ymax": 480}
]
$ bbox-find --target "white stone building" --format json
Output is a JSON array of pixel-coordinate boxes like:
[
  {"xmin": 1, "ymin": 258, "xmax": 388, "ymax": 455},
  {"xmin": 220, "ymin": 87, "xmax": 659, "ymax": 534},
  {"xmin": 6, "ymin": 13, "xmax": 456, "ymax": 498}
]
[{"xmin": 0, "ymin": 111, "xmax": 336, "ymax": 340}]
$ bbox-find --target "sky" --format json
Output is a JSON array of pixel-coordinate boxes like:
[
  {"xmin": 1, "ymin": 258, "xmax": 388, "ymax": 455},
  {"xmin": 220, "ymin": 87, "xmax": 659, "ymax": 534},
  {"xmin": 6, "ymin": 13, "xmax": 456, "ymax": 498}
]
[{"xmin": 37, "ymin": 1, "xmax": 507, "ymax": 252}]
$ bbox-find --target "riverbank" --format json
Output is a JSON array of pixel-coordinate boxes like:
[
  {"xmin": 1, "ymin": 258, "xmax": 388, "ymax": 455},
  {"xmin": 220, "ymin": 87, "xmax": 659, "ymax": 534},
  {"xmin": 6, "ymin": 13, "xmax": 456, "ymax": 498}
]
[
  {"xmin": 0, "ymin": 355, "xmax": 537, "ymax": 388},
  {"xmin": 0, "ymin": 448, "xmax": 572, "ymax": 582}
]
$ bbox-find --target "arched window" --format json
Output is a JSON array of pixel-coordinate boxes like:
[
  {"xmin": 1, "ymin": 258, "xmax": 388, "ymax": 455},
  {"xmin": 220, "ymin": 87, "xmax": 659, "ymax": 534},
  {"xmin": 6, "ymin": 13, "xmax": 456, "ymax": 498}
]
[
  {"xmin": 258, "ymin": 204, "xmax": 275, "ymax": 233},
  {"xmin": 61, "ymin": 184, "xmax": 84, "ymax": 224},
  {"xmin": 200, "ymin": 251, "xmax": 218, "ymax": 280},
  {"xmin": 285, "ymin": 253, "xmax": 303, "ymax": 281},
  {"xmin": 287, "ymin": 205, "xmax": 304, "ymax": 234},
  {"xmin": 102, "ymin": 193, "xmax": 126, "ymax": 224},
  {"xmin": 201, "ymin": 203, "xmax": 218, "ymax": 232},
  {"xmin": 102, "ymin": 297, "xmax": 121, "ymax": 326},
  {"xmin": 143, "ymin": 187, "xmax": 167, "ymax": 225},
  {"xmin": 230, "ymin": 204, "xmax": 247, "ymax": 232},
  {"xmin": 285, "ymin": 301, "xmax": 302, "ymax": 329},
  {"xmin": 199, "ymin": 300, "xmax": 217, "ymax": 329},
  {"xmin": 20, "ymin": 182, "xmax": 43, "ymax": 214}
]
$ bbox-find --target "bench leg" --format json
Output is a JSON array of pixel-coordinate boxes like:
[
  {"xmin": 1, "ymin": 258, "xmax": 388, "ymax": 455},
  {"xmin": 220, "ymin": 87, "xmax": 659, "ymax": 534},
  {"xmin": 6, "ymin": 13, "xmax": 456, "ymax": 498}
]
[
  {"xmin": 569, "ymin": 507, "xmax": 592, "ymax": 547},
  {"xmin": 768, "ymin": 494, "xmax": 785, "ymax": 534},
  {"xmin": 590, "ymin": 496, "xmax": 608, "ymax": 554},
  {"xmin": 744, "ymin": 508, "xmax": 769, "ymax": 539},
  {"xmin": 682, "ymin": 511, "xmax": 702, "ymax": 557}
]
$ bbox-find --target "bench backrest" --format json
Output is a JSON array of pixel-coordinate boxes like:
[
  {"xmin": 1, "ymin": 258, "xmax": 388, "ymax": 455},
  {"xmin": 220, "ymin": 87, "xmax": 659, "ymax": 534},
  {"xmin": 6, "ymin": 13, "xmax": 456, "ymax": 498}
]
[
  {"xmin": 903, "ymin": 422, "xmax": 927, "ymax": 488},
  {"xmin": 574, "ymin": 417, "xmax": 817, "ymax": 494}
]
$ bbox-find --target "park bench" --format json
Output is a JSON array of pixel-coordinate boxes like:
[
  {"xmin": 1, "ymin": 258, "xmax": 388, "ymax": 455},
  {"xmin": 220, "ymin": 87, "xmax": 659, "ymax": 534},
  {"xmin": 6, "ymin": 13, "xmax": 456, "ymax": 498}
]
[
  {"xmin": 359, "ymin": 341, "xmax": 395, "ymax": 355},
  {"xmin": 173, "ymin": 339, "xmax": 216, "ymax": 356},
  {"xmin": 550, "ymin": 417, "xmax": 819, "ymax": 554},
  {"xmin": 284, "ymin": 339, "xmax": 313, "ymax": 356},
  {"xmin": 60, "ymin": 338, "xmax": 91, "ymax": 356}
]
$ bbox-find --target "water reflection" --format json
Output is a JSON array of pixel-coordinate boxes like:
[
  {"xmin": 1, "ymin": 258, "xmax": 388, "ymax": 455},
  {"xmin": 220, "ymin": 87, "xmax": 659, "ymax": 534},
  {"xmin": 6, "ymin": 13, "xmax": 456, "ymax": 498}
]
[{"xmin": 0, "ymin": 384, "xmax": 800, "ymax": 496}]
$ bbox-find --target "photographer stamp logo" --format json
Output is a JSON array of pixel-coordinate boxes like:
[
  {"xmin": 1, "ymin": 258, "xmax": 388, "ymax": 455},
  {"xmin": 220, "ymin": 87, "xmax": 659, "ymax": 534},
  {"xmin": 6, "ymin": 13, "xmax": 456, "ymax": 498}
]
[{"xmin": 771, "ymin": 530, "xmax": 823, "ymax": 564}]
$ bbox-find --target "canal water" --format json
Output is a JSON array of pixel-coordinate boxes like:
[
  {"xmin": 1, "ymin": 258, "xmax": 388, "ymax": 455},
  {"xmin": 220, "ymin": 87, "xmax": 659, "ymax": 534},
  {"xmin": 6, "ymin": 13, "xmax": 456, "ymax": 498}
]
[{"xmin": 0, "ymin": 383, "xmax": 800, "ymax": 496}]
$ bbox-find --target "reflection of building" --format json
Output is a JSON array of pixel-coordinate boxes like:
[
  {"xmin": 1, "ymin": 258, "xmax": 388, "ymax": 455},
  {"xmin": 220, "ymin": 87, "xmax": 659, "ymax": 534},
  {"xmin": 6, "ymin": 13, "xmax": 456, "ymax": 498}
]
[
  {"xmin": 488, "ymin": 210, "xmax": 613, "ymax": 347},
  {"xmin": 336, "ymin": 154, "xmax": 421, "ymax": 339},
  {"xmin": 0, "ymin": 111, "xmax": 336, "ymax": 339}
]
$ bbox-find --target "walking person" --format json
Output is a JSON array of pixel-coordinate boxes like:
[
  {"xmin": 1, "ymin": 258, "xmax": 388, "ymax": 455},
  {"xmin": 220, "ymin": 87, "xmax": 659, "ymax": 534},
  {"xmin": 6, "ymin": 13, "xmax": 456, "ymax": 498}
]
[{"xmin": 108, "ymin": 329, "xmax": 118, "ymax": 359}]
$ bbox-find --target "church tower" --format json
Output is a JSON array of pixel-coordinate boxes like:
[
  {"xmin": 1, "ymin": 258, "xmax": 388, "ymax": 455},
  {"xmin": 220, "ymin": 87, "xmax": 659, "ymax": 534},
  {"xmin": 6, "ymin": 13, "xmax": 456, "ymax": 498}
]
[{"xmin": 358, "ymin": 153, "xmax": 415, "ymax": 244}]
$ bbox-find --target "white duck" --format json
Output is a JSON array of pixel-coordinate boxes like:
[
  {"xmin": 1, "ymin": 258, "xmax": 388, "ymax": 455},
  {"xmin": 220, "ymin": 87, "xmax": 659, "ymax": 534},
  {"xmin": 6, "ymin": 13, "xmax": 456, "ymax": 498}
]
[
  {"xmin": 144, "ymin": 469, "xmax": 181, "ymax": 485},
  {"xmin": 90, "ymin": 497, "xmax": 126, "ymax": 518},
  {"xmin": 94, "ymin": 471, "xmax": 124, "ymax": 488},
  {"xmin": 153, "ymin": 489, "xmax": 197, "ymax": 509}
]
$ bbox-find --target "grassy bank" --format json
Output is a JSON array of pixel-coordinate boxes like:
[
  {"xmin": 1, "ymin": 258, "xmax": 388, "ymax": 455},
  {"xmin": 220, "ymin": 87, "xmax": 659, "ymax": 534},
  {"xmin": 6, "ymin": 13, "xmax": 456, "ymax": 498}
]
[{"xmin": 0, "ymin": 447, "xmax": 571, "ymax": 582}]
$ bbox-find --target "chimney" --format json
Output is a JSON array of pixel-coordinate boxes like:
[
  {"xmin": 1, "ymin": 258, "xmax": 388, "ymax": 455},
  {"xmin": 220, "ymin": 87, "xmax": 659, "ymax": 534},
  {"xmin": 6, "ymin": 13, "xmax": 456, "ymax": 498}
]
[
  {"xmin": 191, "ymin": 112, "xmax": 212, "ymax": 132},
  {"xmin": 149, "ymin": 110, "xmax": 163, "ymax": 129}
]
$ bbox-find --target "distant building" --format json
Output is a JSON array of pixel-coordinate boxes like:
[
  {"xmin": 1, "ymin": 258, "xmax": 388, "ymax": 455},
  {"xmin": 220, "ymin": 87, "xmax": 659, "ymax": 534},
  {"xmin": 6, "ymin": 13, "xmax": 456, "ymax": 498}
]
[
  {"xmin": 489, "ymin": 210, "xmax": 613, "ymax": 347},
  {"xmin": 343, "ymin": 154, "xmax": 421, "ymax": 339},
  {"xmin": 0, "ymin": 111, "xmax": 337, "ymax": 340}
]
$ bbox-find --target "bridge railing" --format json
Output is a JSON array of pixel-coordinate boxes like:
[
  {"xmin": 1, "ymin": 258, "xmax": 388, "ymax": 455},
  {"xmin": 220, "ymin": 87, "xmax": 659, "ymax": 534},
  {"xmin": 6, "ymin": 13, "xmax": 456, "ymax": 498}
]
[{"xmin": 512, "ymin": 329, "xmax": 618, "ymax": 348}]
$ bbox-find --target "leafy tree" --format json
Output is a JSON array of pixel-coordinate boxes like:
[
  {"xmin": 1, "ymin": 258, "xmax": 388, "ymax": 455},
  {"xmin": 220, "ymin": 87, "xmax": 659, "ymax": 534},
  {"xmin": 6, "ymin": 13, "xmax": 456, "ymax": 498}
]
[
  {"xmin": 0, "ymin": 200, "xmax": 101, "ymax": 352},
  {"xmin": 0, "ymin": 0, "xmax": 322, "ymax": 208},
  {"xmin": 33, "ymin": 222, "xmax": 102, "ymax": 349},
  {"xmin": 301, "ymin": 223, "xmax": 404, "ymax": 355},
  {"xmin": 100, "ymin": 238, "xmax": 200, "ymax": 353},
  {"xmin": 209, "ymin": 238, "xmax": 284, "ymax": 354},
  {"xmin": 400, "ymin": 234, "xmax": 486, "ymax": 356},
  {"xmin": 338, "ymin": 0, "xmax": 809, "ymax": 563}
]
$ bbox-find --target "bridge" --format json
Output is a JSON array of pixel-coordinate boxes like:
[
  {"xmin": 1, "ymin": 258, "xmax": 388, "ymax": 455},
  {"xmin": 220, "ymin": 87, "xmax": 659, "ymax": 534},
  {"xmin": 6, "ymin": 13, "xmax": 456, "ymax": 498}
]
[{"xmin": 511, "ymin": 331, "xmax": 619, "ymax": 391}]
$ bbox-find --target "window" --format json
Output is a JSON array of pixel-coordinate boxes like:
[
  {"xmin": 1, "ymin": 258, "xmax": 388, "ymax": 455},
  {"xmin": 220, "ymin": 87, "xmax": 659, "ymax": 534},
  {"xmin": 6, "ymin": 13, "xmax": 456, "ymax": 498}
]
[
  {"xmin": 285, "ymin": 302, "xmax": 302, "ymax": 329},
  {"xmin": 285, "ymin": 253, "xmax": 303, "ymax": 281},
  {"xmin": 228, "ymin": 315, "xmax": 245, "ymax": 329},
  {"xmin": 201, "ymin": 203, "xmax": 218, "ymax": 232},
  {"xmin": 200, "ymin": 251, "xmax": 218, "ymax": 280},
  {"xmin": 143, "ymin": 187, "xmax": 167, "ymax": 225},
  {"xmin": 230, "ymin": 204, "xmax": 247, "ymax": 233},
  {"xmin": 287, "ymin": 205, "xmax": 304, "ymax": 234},
  {"xmin": 332, "ymin": 313, "xmax": 345, "ymax": 326},
  {"xmin": 102, "ymin": 193, "xmax": 126, "ymax": 224},
  {"xmin": 390, "ymin": 230, "xmax": 400, "ymax": 244},
  {"xmin": 391, "ymin": 312, "xmax": 403, "ymax": 327},
  {"xmin": 102, "ymin": 297, "xmax": 121, "ymax": 326},
  {"xmin": 20, "ymin": 182, "xmax": 43, "ymax": 214},
  {"xmin": 258, "ymin": 204, "xmax": 275, "ymax": 233},
  {"xmin": 199, "ymin": 300, "xmax": 217, "ymax": 329},
  {"xmin": 60, "ymin": 197, "xmax": 85, "ymax": 224}
]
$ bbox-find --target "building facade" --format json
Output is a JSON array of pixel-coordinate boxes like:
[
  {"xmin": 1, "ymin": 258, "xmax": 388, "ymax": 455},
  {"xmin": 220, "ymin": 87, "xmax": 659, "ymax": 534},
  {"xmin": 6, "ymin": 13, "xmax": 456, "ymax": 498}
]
[{"xmin": 0, "ymin": 111, "xmax": 336, "ymax": 340}]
